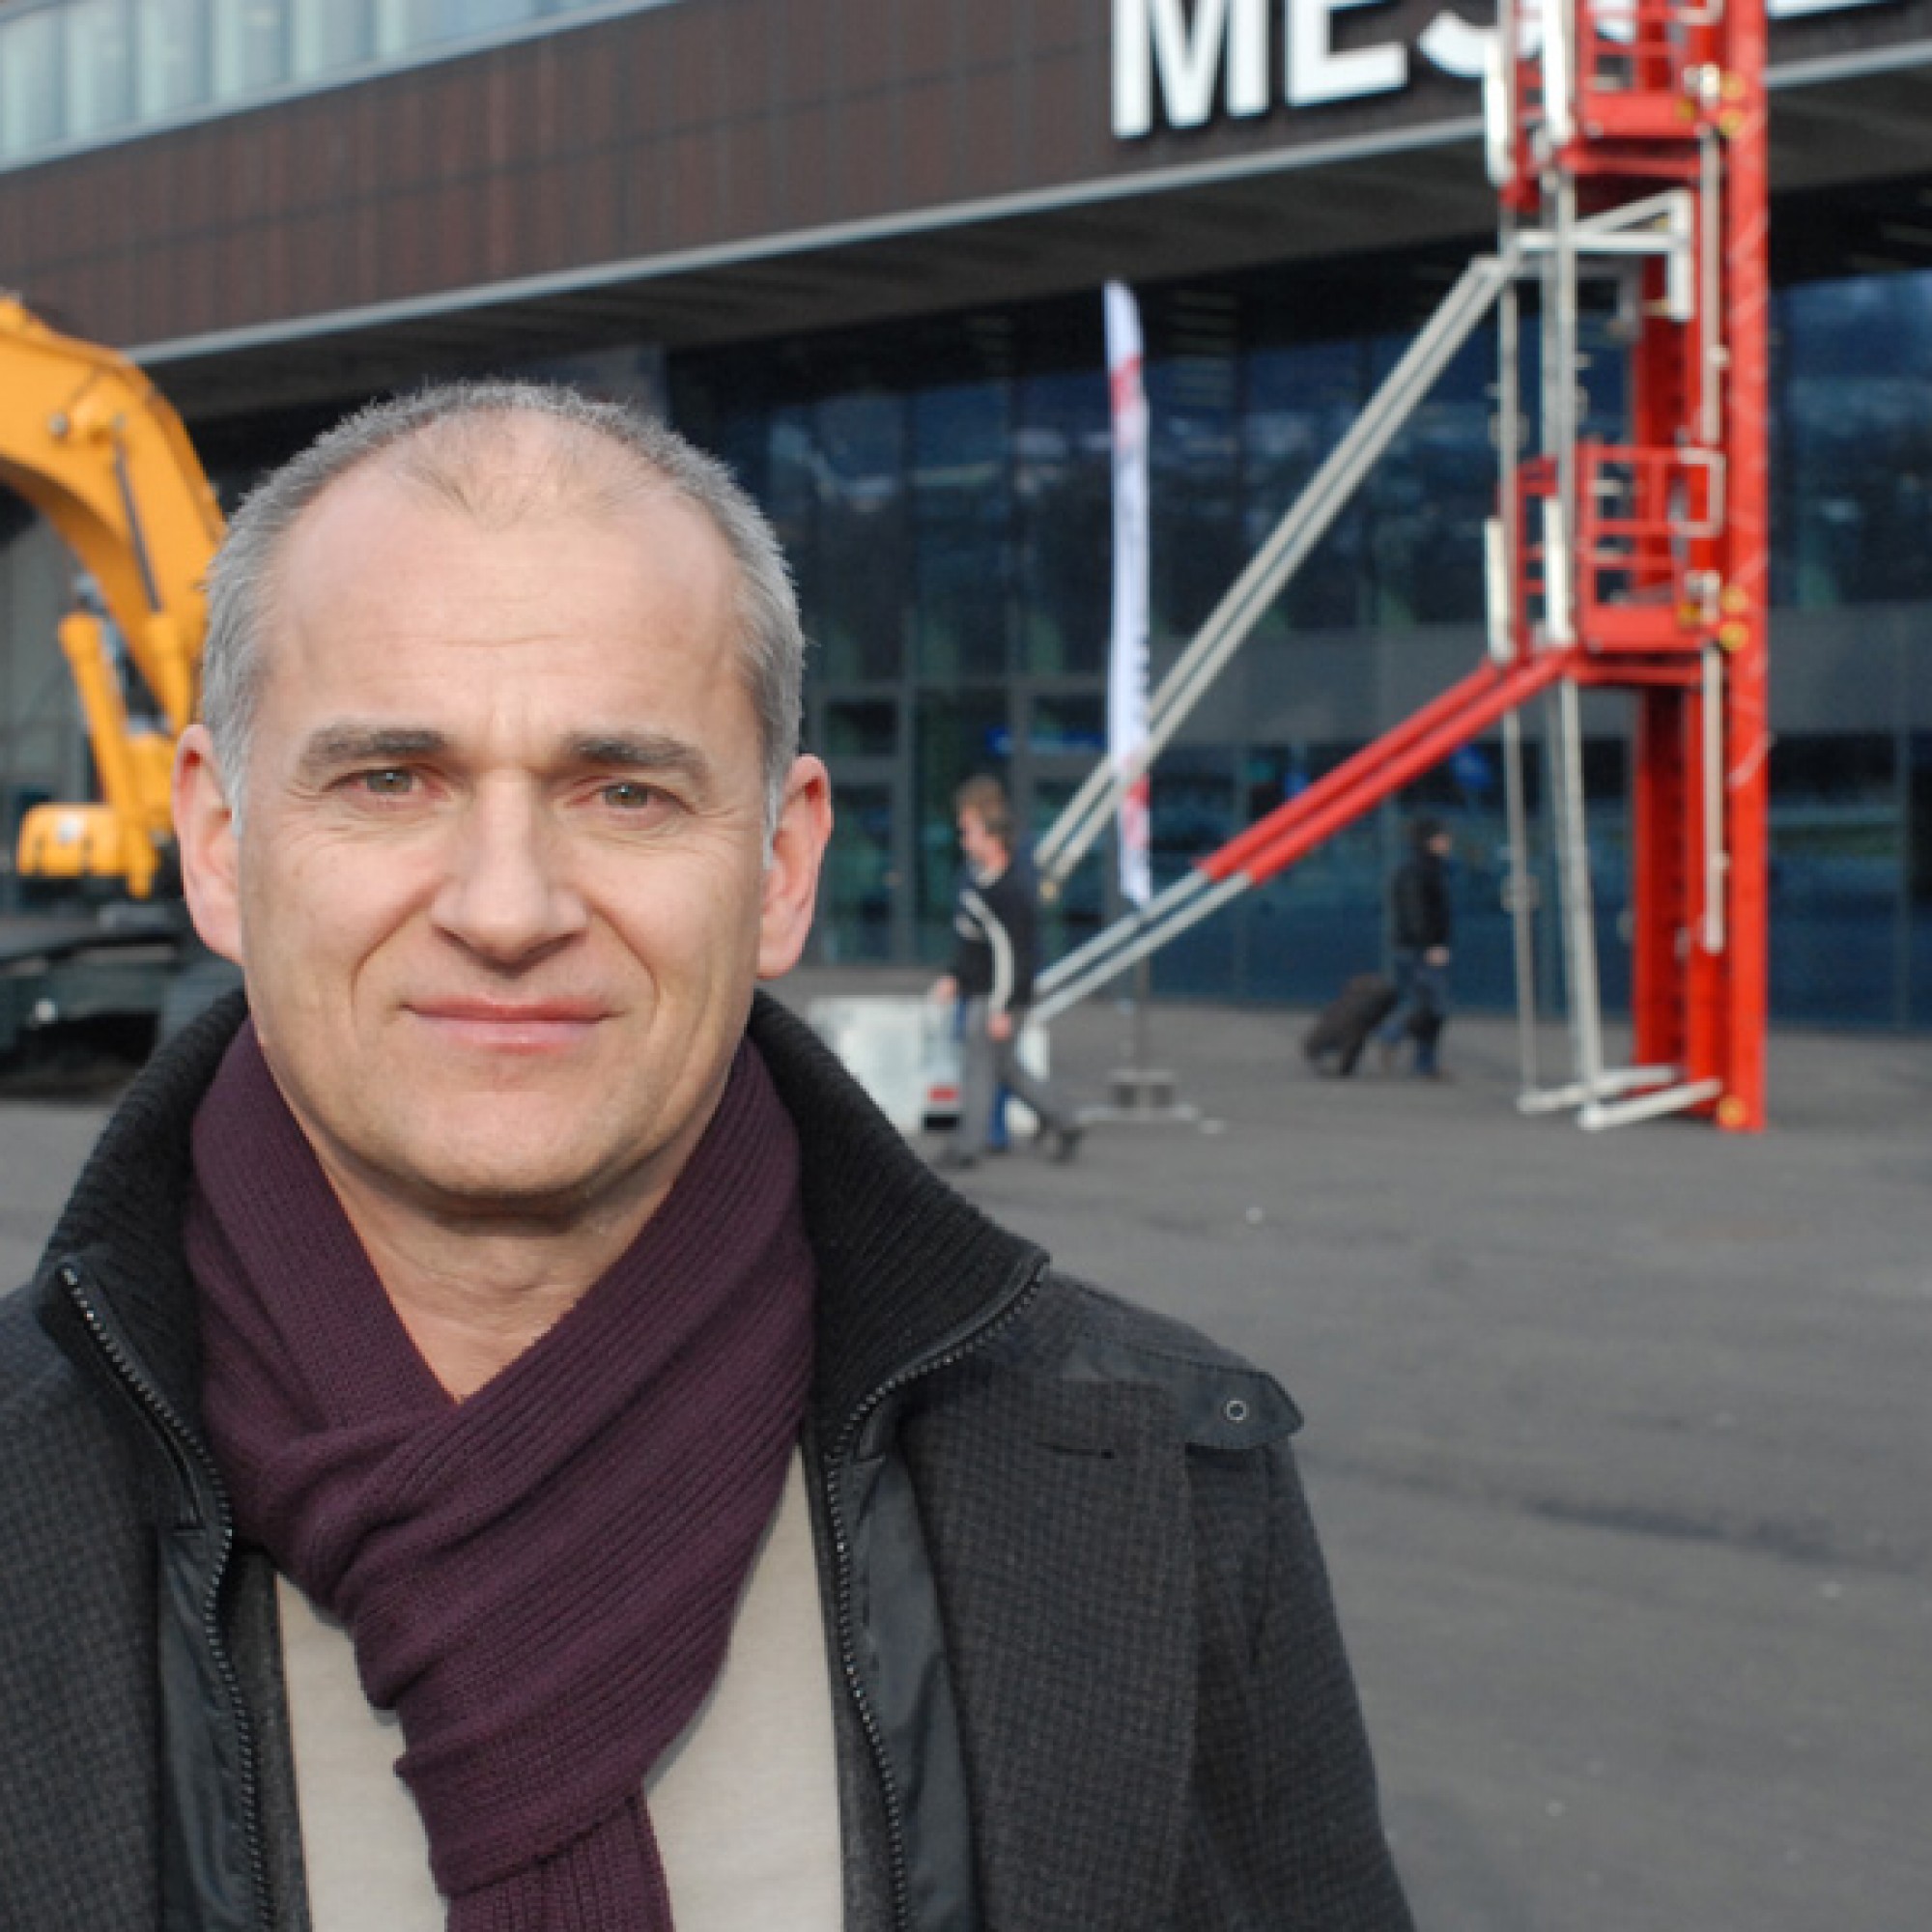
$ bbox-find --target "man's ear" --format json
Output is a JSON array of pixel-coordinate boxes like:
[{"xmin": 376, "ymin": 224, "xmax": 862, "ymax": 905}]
[
  {"xmin": 757, "ymin": 754, "xmax": 833, "ymax": 980},
  {"xmin": 172, "ymin": 724, "xmax": 244, "ymax": 966}
]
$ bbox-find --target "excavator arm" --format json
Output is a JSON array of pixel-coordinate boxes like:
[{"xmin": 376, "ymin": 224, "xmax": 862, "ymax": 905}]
[{"xmin": 0, "ymin": 296, "xmax": 224, "ymax": 897}]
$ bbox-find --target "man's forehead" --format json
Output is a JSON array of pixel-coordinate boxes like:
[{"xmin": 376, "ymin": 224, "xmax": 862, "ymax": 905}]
[
  {"xmin": 266, "ymin": 446, "xmax": 734, "ymax": 641},
  {"xmin": 294, "ymin": 440, "xmax": 696, "ymax": 554}
]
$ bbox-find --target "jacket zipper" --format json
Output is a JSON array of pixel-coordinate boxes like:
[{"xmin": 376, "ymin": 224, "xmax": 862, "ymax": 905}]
[
  {"xmin": 821, "ymin": 1256, "xmax": 1046, "ymax": 1932},
  {"xmin": 60, "ymin": 1262, "xmax": 274, "ymax": 1932}
]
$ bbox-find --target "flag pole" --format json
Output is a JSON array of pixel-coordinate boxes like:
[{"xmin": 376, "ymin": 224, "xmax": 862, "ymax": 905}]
[{"xmin": 1097, "ymin": 281, "xmax": 1196, "ymax": 1123}]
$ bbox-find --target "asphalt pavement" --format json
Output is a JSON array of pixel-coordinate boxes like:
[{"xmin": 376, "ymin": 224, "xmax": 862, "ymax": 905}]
[{"xmin": 3, "ymin": 979, "xmax": 1928, "ymax": 1929}]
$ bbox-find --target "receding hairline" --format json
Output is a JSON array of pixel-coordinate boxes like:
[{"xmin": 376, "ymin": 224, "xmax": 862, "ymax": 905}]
[{"xmin": 304, "ymin": 404, "xmax": 710, "ymax": 537}]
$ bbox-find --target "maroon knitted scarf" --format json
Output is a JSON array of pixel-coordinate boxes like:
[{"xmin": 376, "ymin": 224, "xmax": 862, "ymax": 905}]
[{"xmin": 186, "ymin": 1020, "xmax": 815, "ymax": 1931}]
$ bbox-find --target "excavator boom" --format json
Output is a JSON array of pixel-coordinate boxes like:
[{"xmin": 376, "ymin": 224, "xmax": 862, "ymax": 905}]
[{"xmin": 0, "ymin": 297, "xmax": 225, "ymax": 897}]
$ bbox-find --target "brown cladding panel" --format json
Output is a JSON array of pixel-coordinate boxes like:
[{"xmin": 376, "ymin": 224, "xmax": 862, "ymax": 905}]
[
  {"xmin": 952, "ymin": 68, "xmax": 1025, "ymax": 203},
  {"xmin": 664, "ymin": 1, "xmax": 716, "ymax": 130},
  {"xmin": 715, "ymin": 0, "xmax": 773, "ymax": 123},
  {"xmin": 270, "ymin": 210, "xmax": 303, "ymax": 327},
  {"xmin": 520, "ymin": 158, "xmax": 587, "ymax": 279},
  {"xmin": 838, "ymin": 0, "xmax": 902, "ymax": 96},
  {"xmin": 898, "ymin": 74, "xmax": 953, "ymax": 211},
  {"xmin": 443, "ymin": 188, "xmax": 486, "ymax": 294},
  {"xmin": 552, "ymin": 37, "xmax": 616, "ymax": 152},
  {"xmin": 1037, "ymin": 0, "xmax": 1101, "ymax": 52},
  {"xmin": 343, "ymin": 88, "xmax": 385, "ymax": 201},
  {"xmin": 900, "ymin": 3, "xmax": 949, "ymax": 78},
  {"xmin": 953, "ymin": 0, "xmax": 1025, "ymax": 72},
  {"xmin": 1030, "ymin": 45, "xmax": 1099, "ymax": 187},
  {"xmin": 176, "ymin": 137, "xmax": 224, "ymax": 252},
  {"xmin": 833, "ymin": 89, "xmax": 896, "ymax": 225},
  {"xmin": 436, "ymin": 61, "xmax": 493, "ymax": 185},
  {"xmin": 349, "ymin": 181, "xmax": 381, "ymax": 296},
  {"xmin": 1, "ymin": 0, "xmax": 1009, "ymax": 344},
  {"xmin": 718, "ymin": 105, "xmax": 776, "ymax": 242},
  {"xmin": 2, "ymin": 0, "xmax": 1899, "ymax": 353},
  {"xmin": 172, "ymin": 236, "xmax": 220, "ymax": 340},
  {"xmin": 382, "ymin": 193, "xmax": 430, "ymax": 312},
  {"xmin": 480, "ymin": 164, "xmax": 514, "ymax": 284},
  {"xmin": 208, "ymin": 219, "xmax": 247, "ymax": 324},
  {"xmin": 668, "ymin": 127, "xmax": 717, "ymax": 251},
  {"xmin": 775, "ymin": 100, "xmax": 831, "ymax": 237},
  {"xmin": 780, "ymin": 3, "xmax": 836, "ymax": 113}
]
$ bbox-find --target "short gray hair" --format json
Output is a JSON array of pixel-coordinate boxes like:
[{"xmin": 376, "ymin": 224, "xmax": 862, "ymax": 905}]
[{"xmin": 199, "ymin": 381, "xmax": 805, "ymax": 830}]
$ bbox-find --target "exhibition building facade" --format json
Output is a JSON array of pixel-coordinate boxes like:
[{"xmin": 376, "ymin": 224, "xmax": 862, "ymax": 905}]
[{"xmin": 1, "ymin": 0, "xmax": 1929, "ymax": 1025}]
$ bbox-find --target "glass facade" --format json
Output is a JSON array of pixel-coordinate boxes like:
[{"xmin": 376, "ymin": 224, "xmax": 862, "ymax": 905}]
[
  {"xmin": 0, "ymin": 0, "xmax": 669, "ymax": 161},
  {"xmin": 672, "ymin": 252, "xmax": 1932, "ymax": 1029}
]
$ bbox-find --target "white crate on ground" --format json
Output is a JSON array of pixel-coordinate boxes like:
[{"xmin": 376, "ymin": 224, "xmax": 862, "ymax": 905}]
[{"xmin": 805, "ymin": 994, "xmax": 1050, "ymax": 1138}]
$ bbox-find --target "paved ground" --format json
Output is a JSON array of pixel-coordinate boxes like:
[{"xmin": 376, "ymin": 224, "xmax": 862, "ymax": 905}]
[{"xmin": 4, "ymin": 981, "xmax": 1929, "ymax": 1929}]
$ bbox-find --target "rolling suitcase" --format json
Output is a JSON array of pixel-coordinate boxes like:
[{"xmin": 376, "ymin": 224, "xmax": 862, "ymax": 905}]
[{"xmin": 1302, "ymin": 973, "xmax": 1398, "ymax": 1076}]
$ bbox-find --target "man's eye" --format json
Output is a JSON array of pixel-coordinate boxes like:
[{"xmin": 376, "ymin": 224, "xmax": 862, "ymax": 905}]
[
  {"xmin": 359, "ymin": 768, "xmax": 415, "ymax": 796},
  {"xmin": 602, "ymin": 781, "xmax": 664, "ymax": 811}
]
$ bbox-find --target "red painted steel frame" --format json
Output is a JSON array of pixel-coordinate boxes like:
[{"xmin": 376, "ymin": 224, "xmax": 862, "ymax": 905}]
[
  {"xmin": 1172, "ymin": 0, "xmax": 1771, "ymax": 1128},
  {"xmin": 1719, "ymin": 2, "xmax": 1772, "ymax": 1131},
  {"xmin": 1203, "ymin": 656, "xmax": 1566, "ymax": 887}
]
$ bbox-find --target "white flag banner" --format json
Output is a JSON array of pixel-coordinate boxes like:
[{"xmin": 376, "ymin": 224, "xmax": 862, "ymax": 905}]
[{"xmin": 1105, "ymin": 279, "xmax": 1152, "ymax": 908}]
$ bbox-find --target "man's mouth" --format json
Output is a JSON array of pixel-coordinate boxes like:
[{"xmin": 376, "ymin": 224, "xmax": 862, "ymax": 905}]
[{"xmin": 406, "ymin": 998, "xmax": 609, "ymax": 1050}]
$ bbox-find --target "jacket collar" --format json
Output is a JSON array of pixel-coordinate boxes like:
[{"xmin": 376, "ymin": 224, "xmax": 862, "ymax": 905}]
[
  {"xmin": 745, "ymin": 993, "xmax": 1045, "ymax": 1442},
  {"xmin": 35, "ymin": 988, "xmax": 1047, "ymax": 1446},
  {"xmin": 33, "ymin": 988, "xmax": 237, "ymax": 1427}
]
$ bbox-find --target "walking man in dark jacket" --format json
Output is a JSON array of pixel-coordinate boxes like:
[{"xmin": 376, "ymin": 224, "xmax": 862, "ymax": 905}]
[
  {"xmin": 931, "ymin": 776, "xmax": 1082, "ymax": 1168},
  {"xmin": 0, "ymin": 384, "xmax": 1412, "ymax": 1931},
  {"xmin": 1379, "ymin": 816, "xmax": 1455, "ymax": 1078}
]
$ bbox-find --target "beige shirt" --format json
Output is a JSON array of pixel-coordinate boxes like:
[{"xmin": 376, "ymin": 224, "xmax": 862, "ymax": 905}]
[{"xmin": 277, "ymin": 1453, "xmax": 843, "ymax": 1931}]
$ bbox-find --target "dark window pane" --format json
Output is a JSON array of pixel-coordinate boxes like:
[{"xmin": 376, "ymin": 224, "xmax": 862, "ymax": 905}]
[
  {"xmin": 1365, "ymin": 324, "xmax": 1493, "ymax": 628},
  {"xmin": 814, "ymin": 390, "xmax": 906, "ymax": 683},
  {"xmin": 1147, "ymin": 289, "xmax": 1244, "ymax": 647},
  {"xmin": 1015, "ymin": 368, "xmax": 1110, "ymax": 676},
  {"xmin": 1770, "ymin": 733, "xmax": 1900, "ymax": 1024},
  {"xmin": 1236, "ymin": 746, "xmax": 1386, "ymax": 1003},
  {"xmin": 764, "ymin": 406, "xmax": 822, "ymax": 661},
  {"xmin": 820, "ymin": 780, "xmax": 897, "ymax": 964},
  {"xmin": 1244, "ymin": 338, "xmax": 1368, "ymax": 634},
  {"xmin": 1911, "ymin": 731, "xmax": 1932, "ymax": 1025},
  {"xmin": 912, "ymin": 381, "xmax": 1012, "ymax": 680},
  {"xmin": 823, "ymin": 700, "xmax": 897, "ymax": 758},
  {"xmin": 1781, "ymin": 274, "xmax": 1932, "ymax": 609}
]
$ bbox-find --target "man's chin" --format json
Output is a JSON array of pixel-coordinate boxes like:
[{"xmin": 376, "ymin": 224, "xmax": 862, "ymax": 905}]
[{"xmin": 382, "ymin": 1136, "xmax": 642, "ymax": 1229}]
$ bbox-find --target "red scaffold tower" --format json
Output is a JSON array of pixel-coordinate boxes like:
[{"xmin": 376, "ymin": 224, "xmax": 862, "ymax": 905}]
[{"xmin": 1031, "ymin": 0, "xmax": 1771, "ymax": 1132}]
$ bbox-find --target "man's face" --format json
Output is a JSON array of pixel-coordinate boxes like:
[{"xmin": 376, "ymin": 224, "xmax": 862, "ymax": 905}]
[
  {"xmin": 957, "ymin": 808, "xmax": 1005, "ymax": 875},
  {"xmin": 175, "ymin": 458, "xmax": 829, "ymax": 1229}
]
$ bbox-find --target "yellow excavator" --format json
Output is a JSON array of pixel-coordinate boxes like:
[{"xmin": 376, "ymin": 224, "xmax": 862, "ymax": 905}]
[{"xmin": 0, "ymin": 296, "xmax": 227, "ymax": 1062}]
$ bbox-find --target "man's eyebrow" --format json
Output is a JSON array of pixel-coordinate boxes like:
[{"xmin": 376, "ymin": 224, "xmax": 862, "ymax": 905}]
[
  {"xmin": 563, "ymin": 733, "xmax": 714, "ymax": 783},
  {"xmin": 290, "ymin": 726, "xmax": 716, "ymax": 788},
  {"xmin": 297, "ymin": 725, "xmax": 449, "ymax": 777}
]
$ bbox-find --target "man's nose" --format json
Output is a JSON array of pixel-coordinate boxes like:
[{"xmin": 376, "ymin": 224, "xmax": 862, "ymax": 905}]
[{"xmin": 430, "ymin": 782, "xmax": 588, "ymax": 963}]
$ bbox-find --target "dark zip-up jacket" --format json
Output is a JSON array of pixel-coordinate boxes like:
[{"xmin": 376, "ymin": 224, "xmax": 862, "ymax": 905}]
[
  {"xmin": 0, "ymin": 990, "xmax": 1412, "ymax": 1932},
  {"xmin": 948, "ymin": 860, "xmax": 1039, "ymax": 1016},
  {"xmin": 1390, "ymin": 851, "xmax": 1452, "ymax": 954}
]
